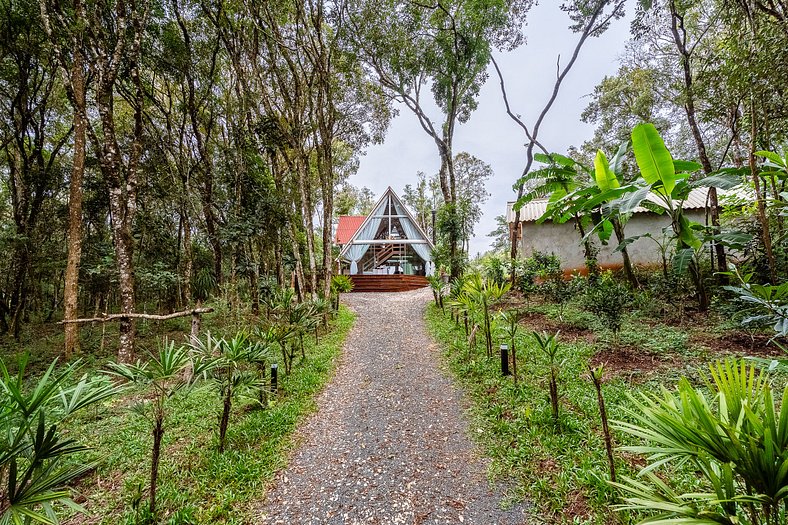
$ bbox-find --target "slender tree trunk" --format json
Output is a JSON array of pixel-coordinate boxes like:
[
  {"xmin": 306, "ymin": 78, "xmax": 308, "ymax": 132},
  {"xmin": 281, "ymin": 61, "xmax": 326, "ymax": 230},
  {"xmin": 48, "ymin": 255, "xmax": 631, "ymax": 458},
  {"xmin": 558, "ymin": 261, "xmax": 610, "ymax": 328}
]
[
  {"xmin": 150, "ymin": 416, "xmax": 164, "ymax": 517},
  {"xmin": 549, "ymin": 368, "xmax": 559, "ymax": 426},
  {"xmin": 64, "ymin": 36, "xmax": 87, "ymax": 356},
  {"xmin": 290, "ymin": 222, "xmax": 306, "ymax": 302},
  {"xmin": 668, "ymin": 0, "xmax": 727, "ymax": 273},
  {"xmin": 749, "ymin": 105, "xmax": 777, "ymax": 282},
  {"xmin": 219, "ymin": 387, "xmax": 232, "ymax": 453},
  {"xmin": 612, "ymin": 218, "xmax": 638, "ymax": 287},
  {"xmin": 589, "ymin": 368, "xmax": 616, "ymax": 483},
  {"xmin": 296, "ymin": 161, "xmax": 318, "ymax": 297},
  {"xmin": 181, "ymin": 205, "xmax": 193, "ymax": 306}
]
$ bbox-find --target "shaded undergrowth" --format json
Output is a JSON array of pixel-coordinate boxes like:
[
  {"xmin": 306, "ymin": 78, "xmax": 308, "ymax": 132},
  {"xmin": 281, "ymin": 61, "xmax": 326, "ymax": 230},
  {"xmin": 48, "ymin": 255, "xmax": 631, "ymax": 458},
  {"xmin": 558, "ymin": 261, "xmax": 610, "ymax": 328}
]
[{"xmin": 63, "ymin": 307, "xmax": 354, "ymax": 525}]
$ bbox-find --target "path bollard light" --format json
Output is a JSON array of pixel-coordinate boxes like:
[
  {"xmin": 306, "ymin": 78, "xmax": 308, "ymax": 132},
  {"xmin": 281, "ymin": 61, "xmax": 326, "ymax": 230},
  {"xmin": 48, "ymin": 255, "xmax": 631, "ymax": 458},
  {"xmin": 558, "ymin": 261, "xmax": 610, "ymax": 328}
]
[
  {"xmin": 270, "ymin": 363, "xmax": 278, "ymax": 395},
  {"xmin": 500, "ymin": 344, "xmax": 510, "ymax": 376}
]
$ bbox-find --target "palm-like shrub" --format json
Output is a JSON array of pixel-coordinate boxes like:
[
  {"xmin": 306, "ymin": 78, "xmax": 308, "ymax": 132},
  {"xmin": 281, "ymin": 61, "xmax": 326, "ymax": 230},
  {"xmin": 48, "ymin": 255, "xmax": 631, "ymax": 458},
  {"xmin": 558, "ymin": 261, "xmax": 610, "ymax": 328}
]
[
  {"xmin": 463, "ymin": 273, "xmax": 511, "ymax": 358},
  {"xmin": 107, "ymin": 341, "xmax": 211, "ymax": 518},
  {"xmin": 191, "ymin": 332, "xmax": 267, "ymax": 452},
  {"xmin": 1, "ymin": 358, "xmax": 119, "ymax": 524},
  {"xmin": 613, "ymin": 359, "xmax": 788, "ymax": 524},
  {"xmin": 533, "ymin": 331, "xmax": 562, "ymax": 426},
  {"xmin": 426, "ymin": 275, "xmax": 446, "ymax": 310},
  {"xmin": 330, "ymin": 275, "xmax": 354, "ymax": 310}
]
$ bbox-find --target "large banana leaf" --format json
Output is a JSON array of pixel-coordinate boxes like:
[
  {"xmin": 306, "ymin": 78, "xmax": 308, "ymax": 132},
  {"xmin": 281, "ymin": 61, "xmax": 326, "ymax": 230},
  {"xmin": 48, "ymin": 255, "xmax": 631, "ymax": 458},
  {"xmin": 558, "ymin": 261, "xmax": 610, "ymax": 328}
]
[
  {"xmin": 632, "ymin": 123, "xmax": 677, "ymax": 197},
  {"xmin": 594, "ymin": 149, "xmax": 620, "ymax": 192}
]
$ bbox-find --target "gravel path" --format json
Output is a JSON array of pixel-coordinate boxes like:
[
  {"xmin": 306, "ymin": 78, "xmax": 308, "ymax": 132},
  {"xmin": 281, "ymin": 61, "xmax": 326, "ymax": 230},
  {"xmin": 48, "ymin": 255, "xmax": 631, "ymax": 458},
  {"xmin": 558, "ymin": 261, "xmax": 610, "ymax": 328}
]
[{"xmin": 258, "ymin": 288, "xmax": 530, "ymax": 525}]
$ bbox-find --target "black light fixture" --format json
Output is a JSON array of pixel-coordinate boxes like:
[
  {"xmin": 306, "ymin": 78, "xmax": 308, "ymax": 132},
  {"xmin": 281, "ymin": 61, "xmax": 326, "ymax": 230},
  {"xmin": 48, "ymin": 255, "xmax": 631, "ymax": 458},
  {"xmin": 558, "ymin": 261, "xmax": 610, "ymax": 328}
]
[
  {"xmin": 500, "ymin": 344, "xmax": 510, "ymax": 376},
  {"xmin": 270, "ymin": 363, "xmax": 278, "ymax": 395}
]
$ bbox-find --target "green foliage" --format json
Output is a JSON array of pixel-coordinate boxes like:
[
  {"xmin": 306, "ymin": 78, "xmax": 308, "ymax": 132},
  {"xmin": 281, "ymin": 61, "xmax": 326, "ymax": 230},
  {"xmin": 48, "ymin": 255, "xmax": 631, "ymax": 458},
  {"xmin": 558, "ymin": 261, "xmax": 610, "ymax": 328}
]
[
  {"xmin": 722, "ymin": 265, "xmax": 788, "ymax": 338},
  {"xmin": 426, "ymin": 275, "xmax": 446, "ymax": 309},
  {"xmin": 190, "ymin": 332, "xmax": 273, "ymax": 452},
  {"xmin": 532, "ymin": 331, "xmax": 563, "ymax": 426},
  {"xmin": 516, "ymin": 251, "xmax": 561, "ymax": 297},
  {"xmin": 107, "ymin": 340, "xmax": 213, "ymax": 517},
  {"xmin": 330, "ymin": 275, "xmax": 354, "ymax": 294},
  {"xmin": 61, "ymin": 307, "xmax": 355, "ymax": 524},
  {"xmin": 0, "ymin": 357, "xmax": 119, "ymax": 525},
  {"xmin": 582, "ymin": 273, "xmax": 633, "ymax": 339},
  {"xmin": 613, "ymin": 359, "xmax": 788, "ymax": 524},
  {"xmin": 193, "ymin": 268, "xmax": 217, "ymax": 303},
  {"xmin": 482, "ymin": 255, "xmax": 508, "ymax": 287},
  {"xmin": 462, "ymin": 273, "xmax": 511, "ymax": 358},
  {"xmin": 330, "ymin": 275, "xmax": 354, "ymax": 311},
  {"xmin": 433, "ymin": 203, "xmax": 468, "ymax": 277}
]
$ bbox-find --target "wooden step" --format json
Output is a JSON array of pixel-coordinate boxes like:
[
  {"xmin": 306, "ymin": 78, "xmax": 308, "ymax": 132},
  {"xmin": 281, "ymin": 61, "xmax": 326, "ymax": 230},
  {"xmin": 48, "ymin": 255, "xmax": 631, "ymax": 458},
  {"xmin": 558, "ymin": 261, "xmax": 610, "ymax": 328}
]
[{"xmin": 348, "ymin": 275, "xmax": 429, "ymax": 292}]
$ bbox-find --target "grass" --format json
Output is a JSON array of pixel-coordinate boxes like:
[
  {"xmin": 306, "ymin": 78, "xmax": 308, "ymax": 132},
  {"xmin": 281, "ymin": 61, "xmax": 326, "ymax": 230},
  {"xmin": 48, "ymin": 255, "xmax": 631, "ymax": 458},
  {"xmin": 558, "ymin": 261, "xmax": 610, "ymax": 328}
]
[
  {"xmin": 424, "ymin": 296, "xmax": 788, "ymax": 524},
  {"xmin": 58, "ymin": 306, "xmax": 354, "ymax": 525}
]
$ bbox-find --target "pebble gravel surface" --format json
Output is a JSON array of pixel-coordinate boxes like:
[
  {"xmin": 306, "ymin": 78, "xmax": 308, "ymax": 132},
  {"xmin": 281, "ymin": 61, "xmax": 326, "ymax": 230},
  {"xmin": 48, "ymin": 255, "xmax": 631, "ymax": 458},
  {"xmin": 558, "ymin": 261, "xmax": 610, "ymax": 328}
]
[{"xmin": 258, "ymin": 288, "xmax": 530, "ymax": 525}]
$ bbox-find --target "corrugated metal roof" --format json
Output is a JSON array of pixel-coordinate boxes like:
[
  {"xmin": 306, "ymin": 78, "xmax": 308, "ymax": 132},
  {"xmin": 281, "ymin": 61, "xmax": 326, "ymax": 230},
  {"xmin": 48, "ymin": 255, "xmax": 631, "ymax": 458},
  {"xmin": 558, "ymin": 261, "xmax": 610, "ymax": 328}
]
[
  {"xmin": 335, "ymin": 215, "xmax": 366, "ymax": 244},
  {"xmin": 506, "ymin": 187, "xmax": 720, "ymax": 223}
]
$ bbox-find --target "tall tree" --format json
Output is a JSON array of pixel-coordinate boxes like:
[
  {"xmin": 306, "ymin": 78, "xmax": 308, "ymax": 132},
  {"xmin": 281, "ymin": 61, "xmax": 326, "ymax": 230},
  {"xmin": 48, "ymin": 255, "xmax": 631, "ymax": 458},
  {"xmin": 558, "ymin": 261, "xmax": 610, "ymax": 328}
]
[
  {"xmin": 346, "ymin": 0, "xmax": 531, "ymax": 277},
  {"xmin": 83, "ymin": 0, "xmax": 150, "ymax": 361},
  {"xmin": 39, "ymin": 0, "xmax": 89, "ymax": 356},
  {"xmin": 494, "ymin": 0, "xmax": 626, "ymax": 276},
  {"xmin": 0, "ymin": 0, "xmax": 69, "ymax": 338}
]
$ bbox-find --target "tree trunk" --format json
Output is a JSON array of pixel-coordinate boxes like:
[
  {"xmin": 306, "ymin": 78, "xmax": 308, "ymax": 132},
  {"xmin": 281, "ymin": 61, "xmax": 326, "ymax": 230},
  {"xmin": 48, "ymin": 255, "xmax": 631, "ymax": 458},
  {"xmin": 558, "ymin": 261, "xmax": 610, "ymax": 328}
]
[
  {"xmin": 296, "ymin": 161, "xmax": 318, "ymax": 298},
  {"xmin": 668, "ymin": 0, "xmax": 727, "ymax": 274},
  {"xmin": 612, "ymin": 218, "xmax": 638, "ymax": 288},
  {"xmin": 180, "ymin": 205, "xmax": 193, "ymax": 306},
  {"xmin": 63, "ymin": 34, "xmax": 87, "ymax": 356},
  {"xmin": 589, "ymin": 369, "xmax": 616, "ymax": 483},
  {"xmin": 749, "ymin": 108, "xmax": 777, "ymax": 283},
  {"xmin": 219, "ymin": 387, "xmax": 232, "ymax": 453},
  {"xmin": 150, "ymin": 416, "xmax": 164, "ymax": 517},
  {"xmin": 290, "ymin": 222, "xmax": 306, "ymax": 302}
]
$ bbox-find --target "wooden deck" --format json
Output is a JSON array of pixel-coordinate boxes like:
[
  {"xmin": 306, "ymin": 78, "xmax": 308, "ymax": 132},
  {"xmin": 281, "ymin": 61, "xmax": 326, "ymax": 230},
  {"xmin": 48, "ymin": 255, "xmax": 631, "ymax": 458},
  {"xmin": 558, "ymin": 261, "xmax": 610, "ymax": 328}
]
[{"xmin": 349, "ymin": 274, "xmax": 429, "ymax": 292}]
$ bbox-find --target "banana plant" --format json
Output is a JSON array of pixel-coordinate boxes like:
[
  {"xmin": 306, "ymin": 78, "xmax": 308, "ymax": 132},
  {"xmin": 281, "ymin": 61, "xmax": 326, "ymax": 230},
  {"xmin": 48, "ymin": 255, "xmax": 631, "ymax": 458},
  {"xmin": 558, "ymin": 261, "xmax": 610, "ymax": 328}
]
[
  {"xmin": 518, "ymin": 153, "xmax": 600, "ymax": 275},
  {"xmin": 1, "ymin": 357, "xmax": 120, "ymax": 525},
  {"xmin": 606, "ymin": 123, "xmax": 742, "ymax": 310},
  {"xmin": 544, "ymin": 144, "xmax": 641, "ymax": 287}
]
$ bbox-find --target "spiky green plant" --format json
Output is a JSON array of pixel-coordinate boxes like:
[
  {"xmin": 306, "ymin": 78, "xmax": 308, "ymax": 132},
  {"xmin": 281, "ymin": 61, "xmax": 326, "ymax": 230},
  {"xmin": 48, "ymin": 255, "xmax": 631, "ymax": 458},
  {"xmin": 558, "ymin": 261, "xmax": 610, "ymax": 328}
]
[
  {"xmin": 532, "ymin": 330, "xmax": 562, "ymax": 426},
  {"xmin": 0, "ymin": 357, "xmax": 119, "ymax": 525},
  {"xmin": 330, "ymin": 275, "xmax": 354, "ymax": 310},
  {"xmin": 426, "ymin": 275, "xmax": 446, "ymax": 310},
  {"xmin": 463, "ymin": 273, "xmax": 511, "ymax": 358},
  {"xmin": 612, "ymin": 359, "xmax": 788, "ymax": 524},
  {"xmin": 190, "ymin": 332, "xmax": 267, "ymax": 452},
  {"xmin": 107, "ymin": 340, "xmax": 212, "ymax": 517}
]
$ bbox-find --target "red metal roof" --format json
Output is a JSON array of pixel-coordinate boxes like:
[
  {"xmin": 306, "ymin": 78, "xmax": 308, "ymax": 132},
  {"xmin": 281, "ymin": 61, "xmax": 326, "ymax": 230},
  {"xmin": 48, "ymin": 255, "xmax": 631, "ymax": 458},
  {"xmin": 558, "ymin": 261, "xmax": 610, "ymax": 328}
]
[{"xmin": 335, "ymin": 215, "xmax": 366, "ymax": 244}]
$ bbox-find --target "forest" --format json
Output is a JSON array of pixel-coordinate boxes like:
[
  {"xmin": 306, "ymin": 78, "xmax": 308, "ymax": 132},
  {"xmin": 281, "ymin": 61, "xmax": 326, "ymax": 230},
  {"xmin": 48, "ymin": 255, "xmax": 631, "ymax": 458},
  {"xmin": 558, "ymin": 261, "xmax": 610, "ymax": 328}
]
[{"xmin": 2, "ymin": 0, "xmax": 788, "ymax": 523}]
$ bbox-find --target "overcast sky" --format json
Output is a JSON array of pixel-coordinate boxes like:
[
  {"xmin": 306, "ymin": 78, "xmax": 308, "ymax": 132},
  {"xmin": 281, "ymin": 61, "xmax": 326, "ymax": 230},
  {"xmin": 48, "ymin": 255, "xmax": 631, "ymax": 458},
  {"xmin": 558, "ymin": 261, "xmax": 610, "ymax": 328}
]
[{"xmin": 353, "ymin": 2, "xmax": 633, "ymax": 256}]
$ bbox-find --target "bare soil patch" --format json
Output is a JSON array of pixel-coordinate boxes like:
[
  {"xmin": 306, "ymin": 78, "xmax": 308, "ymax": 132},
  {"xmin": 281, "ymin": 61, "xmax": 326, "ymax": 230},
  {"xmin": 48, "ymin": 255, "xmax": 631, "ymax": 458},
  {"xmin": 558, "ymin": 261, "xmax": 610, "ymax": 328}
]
[
  {"xmin": 517, "ymin": 311, "xmax": 596, "ymax": 344},
  {"xmin": 689, "ymin": 331, "xmax": 786, "ymax": 359},
  {"xmin": 589, "ymin": 345, "xmax": 668, "ymax": 379}
]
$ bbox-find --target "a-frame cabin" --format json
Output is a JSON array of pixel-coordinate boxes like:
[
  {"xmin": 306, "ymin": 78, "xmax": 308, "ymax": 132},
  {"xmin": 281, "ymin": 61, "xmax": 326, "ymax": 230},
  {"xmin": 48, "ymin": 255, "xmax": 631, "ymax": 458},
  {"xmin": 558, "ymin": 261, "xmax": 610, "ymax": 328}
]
[{"xmin": 335, "ymin": 187, "xmax": 434, "ymax": 292}]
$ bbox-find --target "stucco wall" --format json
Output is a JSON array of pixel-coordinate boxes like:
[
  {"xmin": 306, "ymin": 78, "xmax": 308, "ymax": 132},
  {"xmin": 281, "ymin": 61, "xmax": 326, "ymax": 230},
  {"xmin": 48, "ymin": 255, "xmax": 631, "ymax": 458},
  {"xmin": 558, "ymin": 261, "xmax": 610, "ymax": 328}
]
[{"xmin": 519, "ymin": 210, "xmax": 707, "ymax": 271}]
